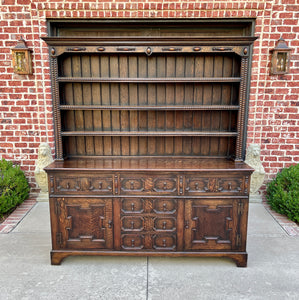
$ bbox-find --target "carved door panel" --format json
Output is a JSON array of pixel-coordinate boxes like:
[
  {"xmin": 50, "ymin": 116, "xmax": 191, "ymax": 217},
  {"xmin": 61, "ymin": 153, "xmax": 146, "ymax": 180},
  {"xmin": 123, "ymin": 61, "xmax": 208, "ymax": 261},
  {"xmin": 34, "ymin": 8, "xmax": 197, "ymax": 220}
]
[
  {"xmin": 55, "ymin": 198, "xmax": 113, "ymax": 250},
  {"xmin": 184, "ymin": 199, "xmax": 241, "ymax": 251}
]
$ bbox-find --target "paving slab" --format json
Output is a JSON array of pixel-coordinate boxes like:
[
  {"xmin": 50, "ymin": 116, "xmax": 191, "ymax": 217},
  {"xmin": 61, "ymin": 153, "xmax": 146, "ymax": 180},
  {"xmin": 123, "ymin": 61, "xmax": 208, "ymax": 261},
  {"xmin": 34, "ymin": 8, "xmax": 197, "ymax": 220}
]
[
  {"xmin": 0, "ymin": 203, "xmax": 147, "ymax": 300},
  {"xmin": 0, "ymin": 202, "xmax": 298, "ymax": 300},
  {"xmin": 0, "ymin": 232, "xmax": 147, "ymax": 300},
  {"xmin": 147, "ymin": 204, "xmax": 299, "ymax": 300},
  {"xmin": 247, "ymin": 203, "xmax": 286, "ymax": 236},
  {"xmin": 12, "ymin": 202, "xmax": 50, "ymax": 233}
]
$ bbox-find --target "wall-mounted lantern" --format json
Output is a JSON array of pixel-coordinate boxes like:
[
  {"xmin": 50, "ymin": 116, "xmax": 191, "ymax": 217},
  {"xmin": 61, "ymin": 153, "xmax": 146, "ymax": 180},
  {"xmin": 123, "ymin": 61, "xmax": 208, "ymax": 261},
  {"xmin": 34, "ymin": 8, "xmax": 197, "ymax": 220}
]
[
  {"xmin": 270, "ymin": 38, "xmax": 292, "ymax": 75},
  {"xmin": 11, "ymin": 37, "xmax": 32, "ymax": 75}
]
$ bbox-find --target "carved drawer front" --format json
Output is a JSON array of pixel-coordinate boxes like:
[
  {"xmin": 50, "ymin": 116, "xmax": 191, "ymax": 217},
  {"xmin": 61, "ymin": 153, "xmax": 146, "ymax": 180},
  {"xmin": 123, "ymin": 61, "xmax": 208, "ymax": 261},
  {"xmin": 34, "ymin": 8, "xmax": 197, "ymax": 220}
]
[
  {"xmin": 185, "ymin": 176, "xmax": 245, "ymax": 195},
  {"xmin": 81, "ymin": 177, "xmax": 113, "ymax": 194},
  {"xmin": 120, "ymin": 178, "xmax": 145, "ymax": 193},
  {"xmin": 121, "ymin": 198, "xmax": 177, "ymax": 215},
  {"xmin": 152, "ymin": 177, "xmax": 177, "ymax": 194},
  {"xmin": 56, "ymin": 178, "xmax": 81, "ymax": 193},
  {"xmin": 121, "ymin": 216, "xmax": 144, "ymax": 232},
  {"xmin": 121, "ymin": 198, "xmax": 144, "ymax": 214},
  {"xmin": 217, "ymin": 177, "xmax": 245, "ymax": 194},
  {"xmin": 120, "ymin": 174, "xmax": 177, "ymax": 195},
  {"xmin": 153, "ymin": 234, "xmax": 176, "ymax": 251},
  {"xmin": 153, "ymin": 199, "xmax": 177, "ymax": 214},
  {"xmin": 154, "ymin": 217, "xmax": 176, "ymax": 232},
  {"xmin": 54, "ymin": 176, "xmax": 113, "ymax": 194},
  {"xmin": 121, "ymin": 234, "xmax": 144, "ymax": 250},
  {"xmin": 185, "ymin": 177, "xmax": 210, "ymax": 194}
]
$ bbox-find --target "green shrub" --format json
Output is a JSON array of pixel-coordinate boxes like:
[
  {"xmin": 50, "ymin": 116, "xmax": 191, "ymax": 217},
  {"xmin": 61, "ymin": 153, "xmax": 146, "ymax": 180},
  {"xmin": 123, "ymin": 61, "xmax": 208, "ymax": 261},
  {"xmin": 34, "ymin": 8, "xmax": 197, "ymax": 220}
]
[
  {"xmin": 0, "ymin": 159, "xmax": 30, "ymax": 217},
  {"xmin": 266, "ymin": 164, "xmax": 299, "ymax": 223}
]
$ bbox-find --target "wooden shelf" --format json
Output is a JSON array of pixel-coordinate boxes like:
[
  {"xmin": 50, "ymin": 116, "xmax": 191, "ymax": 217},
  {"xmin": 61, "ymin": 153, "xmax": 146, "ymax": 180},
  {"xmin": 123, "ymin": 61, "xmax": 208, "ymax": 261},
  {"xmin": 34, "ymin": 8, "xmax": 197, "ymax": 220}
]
[
  {"xmin": 58, "ymin": 77, "xmax": 241, "ymax": 83},
  {"xmin": 61, "ymin": 130, "xmax": 238, "ymax": 137},
  {"xmin": 60, "ymin": 105, "xmax": 240, "ymax": 111}
]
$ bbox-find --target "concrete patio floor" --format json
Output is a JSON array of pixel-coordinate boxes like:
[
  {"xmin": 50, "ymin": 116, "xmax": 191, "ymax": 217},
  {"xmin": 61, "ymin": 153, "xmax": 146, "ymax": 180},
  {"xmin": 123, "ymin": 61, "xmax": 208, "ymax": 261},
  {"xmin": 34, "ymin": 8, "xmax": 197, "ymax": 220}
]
[{"xmin": 0, "ymin": 202, "xmax": 298, "ymax": 300}]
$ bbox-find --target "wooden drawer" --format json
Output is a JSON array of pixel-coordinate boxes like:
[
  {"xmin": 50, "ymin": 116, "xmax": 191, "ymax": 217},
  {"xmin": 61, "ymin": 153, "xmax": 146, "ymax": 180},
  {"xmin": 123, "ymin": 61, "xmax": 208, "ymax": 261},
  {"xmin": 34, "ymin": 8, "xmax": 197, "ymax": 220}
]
[
  {"xmin": 121, "ymin": 216, "xmax": 176, "ymax": 233},
  {"xmin": 119, "ymin": 174, "xmax": 178, "ymax": 195},
  {"xmin": 52, "ymin": 175, "xmax": 113, "ymax": 195},
  {"xmin": 121, "ymin": 233, "xmax": 176, "ymax": 251},
  {"xmin": 153, "ymin": 234, "xmax": 176, "ymax": 251},
  {"xmin": 153, "ymin": 199, "xmax": 177, "ymax": 214},
  {"xmin": 153, "ymin": 217, "xmax": 176, "ymax": 232},
  {"xmin": 121, "ymin": 198, "xmax": 145, "ymax": 214},
  {"xmin": 185, "ymin": 175, "xmax": 249, "ymax": 195},
  {"xmin": 121, "ymin": 216, "xmax": 144, "ymax": 232},
  {"xmin": 121, "ymin": 198, "xmax": 177, "ymax": 215},
  {"xmin": 50, "ymin": 173, "xmax": 249, "ymax": 196},
  {"xmin": 121, "ymin": 234, "xmax": 144, "ymax": 250}
]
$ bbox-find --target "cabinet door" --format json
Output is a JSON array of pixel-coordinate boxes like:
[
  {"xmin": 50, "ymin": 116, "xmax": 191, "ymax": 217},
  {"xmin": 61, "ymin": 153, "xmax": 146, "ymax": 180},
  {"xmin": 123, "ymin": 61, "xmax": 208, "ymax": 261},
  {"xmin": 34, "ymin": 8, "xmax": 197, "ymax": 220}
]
[
  {"xmin": 53, "ymin": 198, "xmax": 113, "ymax": 250},
  {"xmin": 184, "ymin": 199, "xmax": 242, "ymax": 251}
]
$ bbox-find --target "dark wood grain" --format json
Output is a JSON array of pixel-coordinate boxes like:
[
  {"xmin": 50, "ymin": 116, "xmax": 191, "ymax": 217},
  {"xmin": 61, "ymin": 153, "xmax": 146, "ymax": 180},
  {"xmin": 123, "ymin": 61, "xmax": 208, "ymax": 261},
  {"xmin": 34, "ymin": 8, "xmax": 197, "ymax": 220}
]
[
  {"xmin": 45, "ymin": 25, "xmax": 256, "ymax": 266},
  {"xmin": 45, "ymin": 157, "xmax": 253, "ymax": 172}
]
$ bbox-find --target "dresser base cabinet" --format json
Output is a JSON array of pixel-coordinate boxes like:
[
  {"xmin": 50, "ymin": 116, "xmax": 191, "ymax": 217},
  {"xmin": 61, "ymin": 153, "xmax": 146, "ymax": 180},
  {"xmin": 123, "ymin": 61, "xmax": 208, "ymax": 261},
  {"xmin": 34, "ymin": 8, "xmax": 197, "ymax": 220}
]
[{"xmin": 46, "ymin": 158, "xmax": 252, "ymax": 267}]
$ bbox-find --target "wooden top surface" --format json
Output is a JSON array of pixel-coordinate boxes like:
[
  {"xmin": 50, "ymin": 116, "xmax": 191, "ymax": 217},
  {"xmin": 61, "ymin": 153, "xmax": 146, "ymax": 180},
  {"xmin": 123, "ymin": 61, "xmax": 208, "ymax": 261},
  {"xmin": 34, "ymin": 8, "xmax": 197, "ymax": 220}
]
[{"xmin": 45, "ymin": 157, "xmax": 254, "ymax": 172}]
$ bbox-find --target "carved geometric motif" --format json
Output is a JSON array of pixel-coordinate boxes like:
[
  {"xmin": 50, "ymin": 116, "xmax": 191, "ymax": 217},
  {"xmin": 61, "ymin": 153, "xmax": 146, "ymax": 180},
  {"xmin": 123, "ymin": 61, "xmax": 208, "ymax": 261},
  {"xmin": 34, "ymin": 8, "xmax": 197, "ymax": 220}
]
[
  {"xmin": 81, "ymin": 177, "xmax": 113, "ymax": 193},
  {"xmin": 121, "ymin": 216, "xmax": 144, "ymax": 232},
  {"xmin": 152, "ymin": 234, "xmax": 176, "ymax": 251},
  {"xmin": 186, "ymin": 202, "xmax": 234, "ymax": 250},
  {"xmin": 152, "ymin": 177, "xmax": 177, "ymax": 193},
  {"xmin": 153, "ymin": 217, "xmax": 176, "ymax": 232},
  {"xmin": 121, "ymin": 234, "xmax": 144, "ymax": 250},
  {"xmin": 121, "ymin": 198, "xmax": 145, "ymax": 214},
  {"xmin": 120, "ymin": 198, "xmax": 178, "ymax": 251},
  {"xmin": 144, "ymin": 199, "xmax": 154, "ymax": 213},
  {"xmin": 185, "ymin": 177, "xmax": 210, "ymax": 193},
  {"xmin": 120, "ymin": 178, "xmax": 145, "ymax": 192},
  {"xmin": 153, "ymin": 199, "xmax": 177, "ymax": 214},
  {"xmin": 208, "ymin": 178, "xmax": 218, "ymax": 192},
  {"xmin": 66, "ymin": 204, "xmax": 106, "ymax": 241},
  {"xmin": 218, "ymin": 178, "xmax": 243, "ymax": 193},
  {"xmin": 56, "ymin": 178, "xmax": 81, "ymax": 192},
  {"xmin": 57, "ymin": 198, "xmax": 114, "ymax": 250}
]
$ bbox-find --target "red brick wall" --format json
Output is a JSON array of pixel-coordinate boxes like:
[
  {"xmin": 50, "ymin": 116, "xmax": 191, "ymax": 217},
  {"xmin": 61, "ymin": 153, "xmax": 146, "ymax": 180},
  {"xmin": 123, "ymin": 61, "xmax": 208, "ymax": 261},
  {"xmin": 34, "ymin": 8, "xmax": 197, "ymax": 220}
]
[{"xmin": 0, "ymin": 0, "xmax": 298, "ymax": 193}]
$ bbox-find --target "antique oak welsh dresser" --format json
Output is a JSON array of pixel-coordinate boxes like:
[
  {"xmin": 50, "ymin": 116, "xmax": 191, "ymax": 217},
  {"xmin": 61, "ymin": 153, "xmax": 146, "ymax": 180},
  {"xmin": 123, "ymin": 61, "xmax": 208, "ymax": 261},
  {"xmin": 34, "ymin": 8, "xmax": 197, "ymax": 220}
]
[{"xmin": 43, "ymin": 20, "xmax": 256, "ymax": 266}]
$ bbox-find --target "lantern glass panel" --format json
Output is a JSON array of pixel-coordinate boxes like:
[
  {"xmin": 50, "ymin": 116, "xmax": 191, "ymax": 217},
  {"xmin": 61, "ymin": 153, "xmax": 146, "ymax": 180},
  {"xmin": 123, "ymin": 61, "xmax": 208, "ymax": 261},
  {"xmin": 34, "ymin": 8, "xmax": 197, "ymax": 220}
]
[
  {"xmin": 15, "ymin": 51, "xmax": 26, "ymax": 73},
  {"xmin": 276, "ymin": 52, "xmax": 287, "ymax": 73}
]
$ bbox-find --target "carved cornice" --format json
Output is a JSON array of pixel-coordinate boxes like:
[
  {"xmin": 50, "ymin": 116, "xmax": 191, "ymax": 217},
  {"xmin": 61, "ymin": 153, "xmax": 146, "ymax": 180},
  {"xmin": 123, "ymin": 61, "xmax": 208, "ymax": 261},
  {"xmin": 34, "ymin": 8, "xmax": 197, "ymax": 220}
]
[{"xmin": 42, "ymin": 36, "xmax": 257, "ymax": 57}]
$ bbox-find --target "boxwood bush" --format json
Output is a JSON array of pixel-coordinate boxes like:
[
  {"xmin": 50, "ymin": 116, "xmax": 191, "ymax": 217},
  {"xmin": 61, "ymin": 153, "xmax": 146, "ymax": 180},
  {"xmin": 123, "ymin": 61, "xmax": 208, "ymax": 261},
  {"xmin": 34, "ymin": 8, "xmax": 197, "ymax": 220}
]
[
  {"xmin": 0, "ymin": 159, "xmax": 30, "ymax": 217},
  {"xmin": 266, "ymin": 164, "xmax": 299, "ymax": 223}
]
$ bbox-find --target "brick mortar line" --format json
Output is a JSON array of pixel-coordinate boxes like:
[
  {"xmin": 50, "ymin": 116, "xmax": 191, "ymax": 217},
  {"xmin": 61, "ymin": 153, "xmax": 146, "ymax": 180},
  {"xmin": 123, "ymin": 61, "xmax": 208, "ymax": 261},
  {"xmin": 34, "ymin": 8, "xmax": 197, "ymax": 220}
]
[{"xmin": 35, "ymin": 9, "xmax": 269, "ymax": 12}]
